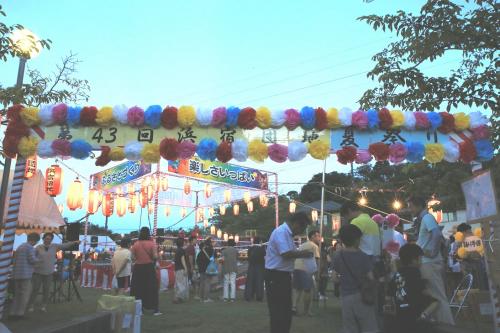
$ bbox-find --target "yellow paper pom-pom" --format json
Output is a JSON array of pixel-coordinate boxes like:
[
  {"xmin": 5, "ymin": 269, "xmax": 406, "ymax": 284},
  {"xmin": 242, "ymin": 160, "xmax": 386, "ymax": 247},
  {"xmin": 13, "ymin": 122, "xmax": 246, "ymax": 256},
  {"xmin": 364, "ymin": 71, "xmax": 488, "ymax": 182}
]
[
  {"xmin": 425, "ymin": 143, "xmax": 444, "ymax": 164},
  {"xmin": 141, "ymin": 143, "xmax": 160, "ymax": 163},
  {"xmin": 96, "ymin": 106, "xmax": 114, "ymax": 126},
  {"xmin": 390, "ymin": 110, "xmax": 405, "ymax": 128},
  {"xmin": 326, "ymin": 108, "xmax": 341, "ymax": 128},
  {"xmin": 454, "ymin": 112, "xmax": 470, "ymax": 131},
  {"xmin": 20, "ymin": 107, "xmax": 41, "ymax": 126},
  {"xmin": 309, "ymin": 140, "xmax": 330, "ymax": 160},
  {"xmin": 248, "ymin": 139, "xmax": 268, "ymax": 162},
  {"xmin": 454, "ymin": 231, "xmax": 465, "ymax": 242},
  {"xmin": 477, "ymin": 244, "xmax": 484, "ymax": 256},
  {"xmin": 256, "ymin": 106, "xmax": 272, "ymax": 129},
  {"xmin": 457, "ymin": 247, "xmax": 468, "ymax": 259},
  {"xmin": 109, "ymin": 147, "xmax": 125, "ymax": 161},
  {"xmin": 17, "ymin": 136, "xmax": 39, "ymax": 158},
  {"xmin": 473, "ymin": 228, "xmax": 482, "ymax": 238},
  {"xmin": 178, "ymin": 105, "xmax": 196, "ymax": 128}
]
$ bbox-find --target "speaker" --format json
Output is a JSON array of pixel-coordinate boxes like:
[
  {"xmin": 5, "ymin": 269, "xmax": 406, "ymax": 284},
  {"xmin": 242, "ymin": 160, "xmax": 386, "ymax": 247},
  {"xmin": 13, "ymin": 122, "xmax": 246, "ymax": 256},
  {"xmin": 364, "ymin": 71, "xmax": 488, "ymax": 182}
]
[
  {"xmin": 66, "ymin": 223, "xmax": 80, "ymax": 251},
  {"xmin": 90, "ymin": 235, "xmax": 98, "ymax": 248}
]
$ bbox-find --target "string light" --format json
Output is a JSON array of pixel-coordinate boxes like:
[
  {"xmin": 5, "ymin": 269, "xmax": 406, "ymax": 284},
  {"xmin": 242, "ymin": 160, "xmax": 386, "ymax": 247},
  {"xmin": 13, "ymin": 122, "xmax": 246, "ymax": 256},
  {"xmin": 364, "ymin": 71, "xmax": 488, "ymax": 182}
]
[
  {"xmin": 358, "ymin": 196, "xmax": 367, "ymax": 206},
  {"xmin": 311, "ymin": 209, "xmax": 318, "ymax": 222},
  {"xmin": 392, "ymin": 200, "xmax": 402, "ymax": 210}
]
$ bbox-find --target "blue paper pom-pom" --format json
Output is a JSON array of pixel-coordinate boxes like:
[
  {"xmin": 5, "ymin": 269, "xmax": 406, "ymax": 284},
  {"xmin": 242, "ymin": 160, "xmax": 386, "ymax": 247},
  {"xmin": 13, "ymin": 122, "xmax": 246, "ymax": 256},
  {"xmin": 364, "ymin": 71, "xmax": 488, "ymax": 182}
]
[
  {"xmin": 367, "ymin": 108, "xmax": 379, "ymax": 129},
  {"xmin": 226, "ymin": 106, "xmax": 241, "ymax": 128},
  {"xmin": 196, "ymin": 138, "xmax": 218, "ymax": 161},
  {"xmin": 144, "ymin": 105, "xmax": 163, "ymax": 128},
  {"xmin": 300, "ymin": 106, "xmax": 315, "ymax": 130},
  {"xmin": 405, "ymin": 142, "xmax": 425, "ymax": 162},
  {"xmin": 70, "ymin": 139, "xmax": 93, "ymax": 159},
  {"xmin": 67, "ymin": 106, "xmax": 82, "ymax": 126},
  {"xmin": 474, "ymin": 139, "xmax": 494, "ymax": 161},
  {"xmin": 427, "ymin": 112, "xmax": 442, "ymax": 130}
]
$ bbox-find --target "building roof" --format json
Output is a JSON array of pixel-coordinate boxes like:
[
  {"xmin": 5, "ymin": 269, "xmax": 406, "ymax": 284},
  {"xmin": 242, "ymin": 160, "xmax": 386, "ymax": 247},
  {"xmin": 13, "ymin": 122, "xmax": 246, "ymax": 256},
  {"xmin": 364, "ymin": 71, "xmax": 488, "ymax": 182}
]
[{"xmin": 297, "ymin": 200, "xmax": 341, "ymax": 213}]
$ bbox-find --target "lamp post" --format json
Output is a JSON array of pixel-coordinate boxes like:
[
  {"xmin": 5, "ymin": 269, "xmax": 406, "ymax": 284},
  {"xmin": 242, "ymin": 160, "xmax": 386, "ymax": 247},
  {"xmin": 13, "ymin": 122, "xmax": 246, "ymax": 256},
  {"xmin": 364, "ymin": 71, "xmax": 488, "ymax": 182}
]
[{"xmin": 0, "ymin": 29, "xmax": 41, "ymax": 227}]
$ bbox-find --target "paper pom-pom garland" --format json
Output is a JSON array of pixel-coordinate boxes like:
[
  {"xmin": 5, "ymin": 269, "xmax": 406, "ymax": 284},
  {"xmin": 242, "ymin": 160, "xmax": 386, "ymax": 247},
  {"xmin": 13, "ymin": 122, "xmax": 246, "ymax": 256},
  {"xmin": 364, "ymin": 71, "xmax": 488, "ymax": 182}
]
[
  {"xmin": 52, "ymin": 139, "xmax": 71, "ymax": 156},
  {"xmin": 211, "ymin": 107, "xmax": 226, "ymax": 127},
  {"xmin": 141, "ymin": 143, "xmax": 160, "ymax": 163},
  {"xmin": 405, "ymin": 142, "xmax": 425, "ymax": 163},
  {"xmin": 177, "ymin": 140, "xmax": 196, "ymax": 160},
  {"xmin": 336, "ymin": 146, "xmax": 357, "ymax": 165},
  {"xmin": 124, "ymin": 142, "xmax": 144, "ymax": 160},
  {"xmin": 284, "ymin": 108, "xmax": 301, "ymax": 130},
  {"xmin": 300, "ymin": 106, "xmax": 316, "ymax": 130},
  {"xmin": 232, "ymin": 139, "xmax": 248, "ymax": 162},
  {"xmin": 454, "ymin": 231, "xmax": 465, "ymax": 242},
  {"xmin": 161, "ymin": 106, "xmax": 178, "ymax": 129},
  {"xmin": 52, "ymin": 104, "xmax": 68, "ymax": 125},
  {"xmin": 95, "ymin": 146, "xmax": 111, "ymax": 166},
  {"xmin": 248, "ymin": 139, "xmax": 268, "ymax": 162},
  {"xmin": 438, "ymin": 112, "xmax": 455, "ymax": 133},
  {"xmin": 80, "ymin": 106, "xmax": 98, "ymax": 126},
  {"xmin": 378, "ymin": 108, "xmax": 393, "ymax": 130},
  {"xmin": 314, "ymin": 107, "xmax": 328, "ymax": 131},
  {"xmin": 268, "ymin": 143, "xmax": 288, "ymax": 163},
  {"xmin": 372, "ymin": 214, "xmax": 385, "ymax": 224},
  {"xmin": 196, "ymin": 138, "xmax": 218, "ymax": 161},
  {"xmin": 288, "ymin": 141, "xmax": 307, "ymax": 161},
  {"xmin": 216, "ymin": 141, "xmax": 232, "ymax": 163},
  {"xmin": 39, "ymin": 104, "xmax": 55, "ymax": 126},
  {"xmin": 17, "ymin": 136, "xmax": 38, "ymax": 158},
  {"xmin": 389, "ymin": 143, "xmax": 407, "ymax": 164},
  {"xmin": 37, "ymin": 140, "xmax": 55, "ymax": 158},
  {"xmin": 386, "ymin": 214, "xmax": 400, "ymax": 228},
  {"xmin": 196, "ymin": 107, "xmax": 213, "ymax": 127},
  {"xmin": 109, "ymin": 147, "xmax": 125, "ymax": 161},
  {"xmin": 453, "ymin": 112, "xmax": 470, "ymax": 131},
  {"xmin": 159, "ymin": 138, "xmax": 179, "ymax": 161},
  {"xmin": 238, "ymin": 107, "xmax": 257, "ymax": 129},
  {"xmin": 226, "ymin": 106, "xmax": 241, "ymax": 128},
  {"xmin": 355, "ymin": 149, "xmax": 372, "ymax": 164},
  {"xmin": 20, "ymin": 107, "xmax": 40, "ymax": 126},
  {"xmin": 390, "ymin": 110, "xmax": 404, "ymax": 128},
  {"xmin": 459, "ymin": 140, "xmax": 477, "ymax": 163},
  {"xmin": 113, "ymin": 105, "xmax": 129, "ymax": 125},
  {"xmin": 474, "ymin": 139, "xmax": 494, "ymax": 161},
  {"xmin": 425, "ymin": 143, "xmax": 445, "ymax": 163},
  {"xmin": 70, "ymin": 139, "xmax": 93, "ymax": 159},
  {"xmin": 178, "ymin": 105, "xmax": 196, "ymax": 128},
  {"xmin": 256, "ymin": 106, "xmax": 272, "ymax": 129},
  {"xmin": 352, "ymin": 110, "xmax": 368, "ymax": 130},
  {"xmin": 309, "ymin": 140, "xmax": 330, "ymax": 160},
  {"xmin": 369, "ymin": 142, "xmax": 390, "ymax": 161},
  {"xmin": 144, "ymin": 105, "xmax": 163, "ymax": 128},
  {"xmin": 327, "ymin": 108, "xmax": 341, "ymax": 128}
]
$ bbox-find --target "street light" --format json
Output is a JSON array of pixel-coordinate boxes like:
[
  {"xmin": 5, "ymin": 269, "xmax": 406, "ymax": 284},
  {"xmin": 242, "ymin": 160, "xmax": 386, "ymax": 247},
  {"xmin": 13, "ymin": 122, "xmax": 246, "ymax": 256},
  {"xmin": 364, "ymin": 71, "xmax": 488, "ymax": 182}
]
[{"xmin": 0, "ymin": 28, "xmax": 41, "ymax": 227}]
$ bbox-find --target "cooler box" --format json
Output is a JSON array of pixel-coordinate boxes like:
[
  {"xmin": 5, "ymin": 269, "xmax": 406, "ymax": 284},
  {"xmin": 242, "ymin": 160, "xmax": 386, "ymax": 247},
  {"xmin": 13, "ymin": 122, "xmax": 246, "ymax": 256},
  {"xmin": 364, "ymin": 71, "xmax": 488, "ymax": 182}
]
[{"xmin": 97, "ymin": 295, "xmax": 141, "ymax": 333}]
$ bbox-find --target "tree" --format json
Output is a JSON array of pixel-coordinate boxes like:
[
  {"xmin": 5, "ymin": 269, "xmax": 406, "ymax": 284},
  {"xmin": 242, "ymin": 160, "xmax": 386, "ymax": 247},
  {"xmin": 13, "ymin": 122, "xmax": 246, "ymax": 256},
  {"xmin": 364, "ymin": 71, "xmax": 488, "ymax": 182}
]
[{"xmin": 358, "ymin": 0, "xmax": 499, "ymax": 146}]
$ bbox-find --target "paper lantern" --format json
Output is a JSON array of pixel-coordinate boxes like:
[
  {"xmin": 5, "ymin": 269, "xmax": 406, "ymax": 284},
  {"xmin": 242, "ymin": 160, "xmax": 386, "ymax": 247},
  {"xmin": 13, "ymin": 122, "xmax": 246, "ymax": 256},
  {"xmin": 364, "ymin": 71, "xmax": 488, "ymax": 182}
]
[
  {"xmin": 139, "ymin": 188, "xmax": 148, "ymax": 208},
  {"xmin": 127, "ymin": 183, "xmax": 135, "ymax": 195},
  {"xmin": 147, "ymin": 185, "xmax": 154, "ymax": 200},
  {"xmin": 45, "ymin": 165, "xmax": 63, "ymax": 197},
  {"xmin": 148, "ymin": 202, "xmax": 153, "ymax": 214},
  {"xmin": 259, "ymin": 193, "xmax": 268, "ymax": 207},
  {"xmin": 233, "ymin": 204, "xmax": 240, "ymax": 216},
  {"xmin": 223, "ymin": 233, "xmax": 229, "ymax": 242},
  {"xmin": 161, "ymin": 176, "xmax": 168, "ymax": 191},
  {"xmin": 115, "ymin": 187, "xmax": 122, "ymax": 196},
  {"xmin": 67, "ymin": 178, "xmax": 84, "ymax": 211},
  {"xmin": 289, "ymin": 202, "xmax": 296, "ymax": 213},
  {"xmin": 128, "ymin": 193, "xmax": 137, "ymax": 213},
  {"xmin": 204, "ymin": 183, "xmax": 212, "ymax": 199},
  {"xmin": 196, "ymin": 208, "xmax": 204, "ymax": 221},
  {"xmin": 116, "ymin": 196, "xmax": 127, "ymax": 217},
  {"xmin": 56, "ymin": 250, "xmax": 64, "ymax": 260},
  {"xmin": 210, "ymin": 225, "xmax": 216, "ymax": 235},
  {"xmin": 217, "ymin": 229, "xmax": 222, "ymax": 239},
  {"xmin": 102, "ymin": 193, "xmax": 114, "ymax": 217},
  {"xmin": 24, "ymin": 156, "xmax": 37, "ymax": 179},
  {"xmin": 209, "ymin": 207, "xmax": 215, "ymax": 217},
  {"xmin": 58, "ymin": 204, "xmax": 64, "ymax": 214},
  {"xmin": 234, "ymin": 234, "xmax": 240, "ymax": 243},
  {"xmin": 219, "ymin": 205, "xmax": 226, "ymax": 216},
  {"xmin": 87, "ymin": 189, "xmax": 101, "ymax": 214},
  {"xmin": 311, "ymin": 209, "xmax": 318, "ymax": 222},
  {"xmin": 151, "ymin": 175, "xmax": 160, "ymax": 192},
  {"xmin": 165, "ymin": 206, "xmax": 171, "ymax": 216},
  {"xmin": 224, "ymin": 189, "xmax": 231, "ymax": 203},
  {"xmin": 181, "ymin": 207, "xmax": 187, "ymax": 218},
  {"xmin": 203, "ymin": 219, "xmax": 209, "ymax": 228},
  {"xmin": 247, "ymin": 201, "xmax": 254, "ymax": 213},
  {"xmin": 142, "ymin": 176, "xmax": 151, "ymax": 187},
  {"xmin": 243, "ymin": 191, "xmax": 251, "ymax": 204},
  {"xmin": 184, "ymin": 179, "xmax": 191, "ymax": 195}
]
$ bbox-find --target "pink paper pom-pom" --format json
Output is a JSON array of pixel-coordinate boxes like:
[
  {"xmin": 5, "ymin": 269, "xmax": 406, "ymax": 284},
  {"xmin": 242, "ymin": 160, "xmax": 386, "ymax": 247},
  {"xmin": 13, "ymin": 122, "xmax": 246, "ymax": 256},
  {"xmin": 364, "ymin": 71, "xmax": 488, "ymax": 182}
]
[
  {"xmin": 52, "ymin": 103, "xmax": 67, "ymax": 124},
  {"xmin": 389, "ymin": 143, "xmax": 407, "ymax": 164},
  {"xmin": 372, "ymin": 214, "xmax": 385, "ymax": 225},
  {"xmin": 352, "ymin": 110, "xmax": 368, "ymax": 130},
  {"xmin": 211, "ymin": 107, "xmax": 227, "ymax": 127},
  {"xmin": 51, "ymin": 139, "xmax": 71, "ymax": 156},
  {"xmin": 284, "ymin": 108, "xmax": 301, "ymax": 130},
  {"xmin": 472, "ymin": 125, "xmax": 490, "ymax": 140},
  {"xmin": 386, "ymin": 213, "xmax": 400, "ymax": 228},
  {"xmin": 355, "ymin": 149, "xmax": 372, "ymax": 164},
  {"xmin": 127, "ymin": 106, "xmax": 145, "ymax": 127},
  {"xmin": 268, "ymin": 143, "xmax": 288, "ymax": 163},
  {"xmin": 385, "ymin": 240, "xmax": 400, "ymax": 254},
  {"xmin": 176, "ymin": 140, "xmax": 197, "ymax": 160}
]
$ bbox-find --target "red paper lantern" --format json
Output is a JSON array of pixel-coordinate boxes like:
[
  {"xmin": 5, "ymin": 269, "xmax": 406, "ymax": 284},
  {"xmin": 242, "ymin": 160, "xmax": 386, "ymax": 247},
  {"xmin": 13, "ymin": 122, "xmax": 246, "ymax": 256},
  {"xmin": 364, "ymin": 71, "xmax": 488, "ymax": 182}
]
[
  {"xmin": 24, "ymin": 156, "xmax": 37, "ymax": 179},
  {"xmin": 87, "ymin": 189, "xmax": 101, "ymax": 214},
  {"xmin": 102, "ymin": 193, "xmax": 114, "ymax": 217},
  {"xmin": 128, "ymin": 193, "xmax": 137, "ymax": 213},
  {"xmin": 139, "ymin": 188, "xmax": 148, "ymax": 208},
  {"xmin": 45, "ymin": 165, "xmax": 63, "ymax": 197}
]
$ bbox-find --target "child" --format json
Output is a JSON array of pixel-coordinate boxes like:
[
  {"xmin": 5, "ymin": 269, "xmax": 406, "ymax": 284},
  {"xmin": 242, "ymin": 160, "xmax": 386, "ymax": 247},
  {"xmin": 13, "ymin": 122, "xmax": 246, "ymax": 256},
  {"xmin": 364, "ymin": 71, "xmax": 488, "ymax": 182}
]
[
  {"xmin": 387, "ymin": 243, "xmax": 439, "ymax": 333},
  {"xmin": 111, "ymin": 238, "xmax": 132, "ymax": 295}
]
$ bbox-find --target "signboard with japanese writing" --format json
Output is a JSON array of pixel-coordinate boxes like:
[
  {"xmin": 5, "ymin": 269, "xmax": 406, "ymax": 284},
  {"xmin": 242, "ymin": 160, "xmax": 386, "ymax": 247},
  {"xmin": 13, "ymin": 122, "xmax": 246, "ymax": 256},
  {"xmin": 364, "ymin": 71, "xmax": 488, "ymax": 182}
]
[
  {"xmin": 461, "ymin": 170, "xmax": 499, "ymax": 224},
  {"xmin": 245, "ymin": 127, "xmax": 329, "ymax": 144},
  {"xmin": 43, "ymin": 125, "xmax": 245, "ymax": 148},
  {"xmin": 330, "ymin": 127, "xmax": 448, "ymax": 150},
  {"xmin": 167, "ymin": 158, "xmax": 269, "ymax": 190},
  {"xmin": 90, "ymin": 160, "xmax": 151, "ymax": 191}
]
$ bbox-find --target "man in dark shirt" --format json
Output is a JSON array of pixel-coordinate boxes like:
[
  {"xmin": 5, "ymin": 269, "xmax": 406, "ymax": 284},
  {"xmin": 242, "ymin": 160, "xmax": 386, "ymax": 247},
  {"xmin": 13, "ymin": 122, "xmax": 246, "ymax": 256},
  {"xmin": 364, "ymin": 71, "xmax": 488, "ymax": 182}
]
[
  {"xmin": 245, "ymin": 237, "xmax": 266, "ymax": 301},
  {"xmin": 174, "ymin": 237, "xmax": 188, "ymax": 303},
  {"xmin": 185, "ymin": 236, "xmax": 198, "ymax": 299}
]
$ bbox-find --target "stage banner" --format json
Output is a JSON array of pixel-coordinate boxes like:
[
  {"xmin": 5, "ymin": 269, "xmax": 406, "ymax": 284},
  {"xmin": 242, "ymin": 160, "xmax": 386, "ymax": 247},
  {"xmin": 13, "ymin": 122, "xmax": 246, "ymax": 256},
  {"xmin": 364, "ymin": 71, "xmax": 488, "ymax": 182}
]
[
  {"xmin": 167, "ymin": 158, "xmax": 269, "ymax": 190},
  {"xmin": 91, "ymin": 160, "xmax": 151, "ymax": 191}
]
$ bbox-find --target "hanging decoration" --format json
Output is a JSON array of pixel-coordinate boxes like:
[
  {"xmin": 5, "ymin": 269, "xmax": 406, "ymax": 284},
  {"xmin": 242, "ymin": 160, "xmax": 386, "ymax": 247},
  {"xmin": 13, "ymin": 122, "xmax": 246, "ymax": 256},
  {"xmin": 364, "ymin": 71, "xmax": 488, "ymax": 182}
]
[
  {"xmin": 127, "ymin": 183, "xmax": 135, "ymax": 195},
  {"xmin": 216, "ymin": 229, "xmax": 222, "ymax": 239},
  {"xmin": 210, "ymin": 225, "xmax": 216, "ymax": 235},
  {"xmin": 234, "ymin": 234, "xmax": 240, "ymax": 243},
  {"xmin": 243, "ymin": 191, "xmax": 251, "ymax": 204},
  {"xmin": 181, "ymin": 207, "xmax": 187, "ymax": 218},
  {"xmin": 58, "ymin": 204, "xmax": 64, "ymax": 214},
  {"xmin": 219, "ymin": 205, "xmax": 226, "ymax": 216},
  {"xmin": 24, "ymin": 156, "xmax": 37, "ymax": 179},
  {"xmin": 204, "ymin": 183, "xmax": 212, "ymax": 199},
  {"xmin": 259, "ymin": 193, "xmax": 268, "ymax": 207},
  {"xmin": 165, "ymin": 206, "xmax": 171, "ymax": 216},
  {"xmin": 161, "ymin": 176, "xmax": 168, "ymax": 191},
  {"xmin": 139, "ymin": 188, "xmax": 148, "ymax": 208},
  {"xmin": 102, "ymin": 193, "xmax": 114, "ymax": 217},
  {"xmin": 152, "ymin": 175, "xmax": 160, "ymax": 192},
  {"xmin": 233, "ymin": 204, "xmax": 240, "ymax": 216},
  {"xmin": 184, "ymin": 179, "xmax": 191, "ymax": 195},
  {"xmin": 208, "ymin": 207, "xmax": 215, "ymax": 217},
  {"xmin": 203, "ymin": 219, "xmax": 209, "ymax": 228},
  {"xmin": 45, "ymin": 165, "xmax": 63, "ymax": 197},
  {"xmin": 224, "ymin": 189, "xmax": 231, "ymax": 203},
  {"xmin": 289, "ymin": 202, "xmax": 296, "ymax": 213},
  {"xmin": 116, "ymin": 195, "xmax": 127, "ymax": 217},
  {"xmin": 87, "ymin": 189, "xmax": 101, "ymax": 214},
  {"xmin": 146, "ymin": 184, "xmax": 154, "ymax": 200},
  {"xmin": 247, "ymin": 201, "xmax": 254, "ymax": 213},
  {"xmin": 128, "ymin": 193, "xmax": 137, "ymax": 213},
  {"xmin": 223, "ymin": 233, "xmax": 229, "ymax": 242},
  {"xmin": 311, "ymin": 209, "xmax": 318, "ymax": 222},
  {"xmin": 148, "ymin": 202, "xmax": 154, "ymax": 214}
]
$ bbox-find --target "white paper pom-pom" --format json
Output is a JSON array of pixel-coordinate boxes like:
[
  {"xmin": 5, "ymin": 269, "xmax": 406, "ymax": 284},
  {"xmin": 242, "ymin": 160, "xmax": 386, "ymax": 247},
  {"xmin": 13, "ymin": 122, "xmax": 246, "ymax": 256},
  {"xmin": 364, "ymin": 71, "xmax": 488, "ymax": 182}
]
[
  {"xmin": 443, "ymin": 141, "xmax": 459, "ymax": 162},
  {"xmin": 196, "ymin": 107, "xmax": 213, "ymax": 127},
  {"xmin": 37, "ymin": 140, "xmax": 55, "ymax": 158},
  {"xmin": 38, "ymin": 104, "xmax": 55, "ymax": 126},
  {"xmin": 113, "ymin": 104, "xmax": 129, "ymax": 125},
  {"xmin": 271, "ymin": 109, "xmax": 286, "ymax": 128},
  {"xmin": 339, "ymin": 107, "xmax": 352, "ymax": 127},
  {"xmin": 469, "ymin": 111, "xmax": 488, "ymax": 129},
  {"xmin": 232, "ymin": 139, "xmax": 248, "ymax": 162},
  {"xmin": 403, "ymin": 111, "xmax": 416, "ymax": 130},
  {"xmin": 124, "ymin": 142, "xmax": 144, "ymax": 160},
  {"xmin": 288, "ymin": 141, "xmax": 308, "ymax": 161}
]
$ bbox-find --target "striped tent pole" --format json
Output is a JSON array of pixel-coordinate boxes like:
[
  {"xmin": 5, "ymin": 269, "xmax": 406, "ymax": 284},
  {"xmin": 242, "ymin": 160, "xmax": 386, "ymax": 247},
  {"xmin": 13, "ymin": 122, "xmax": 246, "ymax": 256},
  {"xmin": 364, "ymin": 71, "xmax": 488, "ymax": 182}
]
[
  {"xmin": 484, "ymin": 221, "xmax": 500, "ymax": 332},
  {"xmin": 152, "ymin": 166, "xmax": 159, "ymax": 239},
  {"xmin": 0, "ymin": 157, "xmax": 26, "ymax": 319}
]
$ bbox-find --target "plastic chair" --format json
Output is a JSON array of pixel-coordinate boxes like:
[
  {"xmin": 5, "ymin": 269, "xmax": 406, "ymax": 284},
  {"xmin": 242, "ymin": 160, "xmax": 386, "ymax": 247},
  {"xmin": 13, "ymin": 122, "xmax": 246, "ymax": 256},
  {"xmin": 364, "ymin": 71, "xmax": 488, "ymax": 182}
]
[{"xmin": 449, "ymin": 273, "xmax": 473, "ymax": 319}]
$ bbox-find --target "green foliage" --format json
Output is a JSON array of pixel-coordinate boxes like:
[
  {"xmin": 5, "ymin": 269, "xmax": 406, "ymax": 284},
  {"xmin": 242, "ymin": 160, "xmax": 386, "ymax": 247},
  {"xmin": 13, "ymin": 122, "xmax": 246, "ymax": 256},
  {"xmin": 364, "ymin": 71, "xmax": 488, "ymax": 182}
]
[{"xmin": 358, "ymin": 0, "xmax": 499, "ymax": 147}]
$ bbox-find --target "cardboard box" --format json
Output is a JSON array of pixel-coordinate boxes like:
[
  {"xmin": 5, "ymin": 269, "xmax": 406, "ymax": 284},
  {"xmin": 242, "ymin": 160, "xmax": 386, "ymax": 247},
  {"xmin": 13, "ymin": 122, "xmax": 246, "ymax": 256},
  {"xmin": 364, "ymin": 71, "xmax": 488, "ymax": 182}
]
[{"xmin": 467, "ymin": 289, "xmax": 493, "ymax": 323}]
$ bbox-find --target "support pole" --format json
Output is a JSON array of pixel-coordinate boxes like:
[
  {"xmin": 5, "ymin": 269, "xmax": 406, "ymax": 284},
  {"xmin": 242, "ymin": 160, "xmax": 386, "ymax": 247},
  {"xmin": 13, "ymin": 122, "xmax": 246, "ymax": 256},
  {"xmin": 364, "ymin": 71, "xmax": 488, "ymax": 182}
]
[
  {"xmin": 0, "ymin": 157, "xmax": 26, "ymax": 319},
  {"xmin": 152, "ymin": 165, "xmax": 159, "ymax": 238},
  {"xmin": 274, "ymin": 173, "xmax": 279, "ymax": 228},
  {"xmin": 319, "ymin": 159, "xmax": 326, "ymax": 240}
]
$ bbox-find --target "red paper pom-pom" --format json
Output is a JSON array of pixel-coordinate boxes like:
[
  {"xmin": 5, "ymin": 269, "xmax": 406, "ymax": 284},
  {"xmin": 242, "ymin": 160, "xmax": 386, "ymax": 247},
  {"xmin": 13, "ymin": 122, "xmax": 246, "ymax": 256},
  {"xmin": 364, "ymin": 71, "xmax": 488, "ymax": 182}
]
[
  {"xmin": 80, "ymin": 106, "xmax": 98, "ymax": 126},
  {"xmin": 159, "ymin": 138, "xmax": 179, "ymax": 160},
  {"xmin": 7, "ymin": 104, "xmax": 24, "ymax": 121},
  {"xmin": 369, "ymin": 142, "xmax": 390, "ymax": 161},
  {"xmin": 238, "ymin": 107, "xmax": 257, "ymax": 129},
  {"xmin": 459, "ymin": 140, "xmax": 477, "ymax": 163},
  {"xmin": 438, "ymin": 112, "xmax": 455, "ymax": 133},
  {"xmin": 2, "ymin": 135, "xmax": 20, "ymax": 158},
  {"xmin": 378, "ymin": 108, "xmax": 393, "ymax": 130},
  {"xmin": 5, "ymin": 120, "xmax": 30, "ymax": 137},
  {"xmin": 315, "ymin": 107, "xmax": 328, "ymax": 131},
  {"xmin": 95, "ymin": 146, "xmax": 111, "ymax": 166},
  {"xmin": 216, "ymin": 141, "xmax": 232, "ymax": 163},
  {"xmin": 336, "ymin": 146, "xmax": 357, "ymax": 165},
  {"xmin": 161, "ymin": 106, "xmax": 178, "ymax": 129}
]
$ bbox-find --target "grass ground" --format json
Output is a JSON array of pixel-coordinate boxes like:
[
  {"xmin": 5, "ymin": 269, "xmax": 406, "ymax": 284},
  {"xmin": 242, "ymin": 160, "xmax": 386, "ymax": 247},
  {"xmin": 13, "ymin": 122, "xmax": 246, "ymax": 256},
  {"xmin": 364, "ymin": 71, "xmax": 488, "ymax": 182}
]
[{"xmin": 4, "ymin": 287, "xmax": 342, "ymax": 333}]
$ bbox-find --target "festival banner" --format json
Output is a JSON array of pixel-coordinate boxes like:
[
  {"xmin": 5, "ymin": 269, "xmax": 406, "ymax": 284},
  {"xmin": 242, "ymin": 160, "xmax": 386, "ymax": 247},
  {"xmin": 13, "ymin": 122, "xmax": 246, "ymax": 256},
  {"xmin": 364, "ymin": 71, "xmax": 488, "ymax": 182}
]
[
  {"xmin": 167, "ymin": 158, "xmax": 269, "ymax": 190},
  {"xmin": 91, "ymin": 160, "xmax": 151, "ymax": 191}
]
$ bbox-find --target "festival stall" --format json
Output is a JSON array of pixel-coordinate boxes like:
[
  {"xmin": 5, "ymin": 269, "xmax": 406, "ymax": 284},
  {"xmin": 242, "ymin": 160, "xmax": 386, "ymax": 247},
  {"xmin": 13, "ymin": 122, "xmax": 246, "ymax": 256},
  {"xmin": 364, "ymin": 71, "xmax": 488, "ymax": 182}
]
[{"xmin": 0, "ymin": 104, "xmax": 495, "ymax": 319}]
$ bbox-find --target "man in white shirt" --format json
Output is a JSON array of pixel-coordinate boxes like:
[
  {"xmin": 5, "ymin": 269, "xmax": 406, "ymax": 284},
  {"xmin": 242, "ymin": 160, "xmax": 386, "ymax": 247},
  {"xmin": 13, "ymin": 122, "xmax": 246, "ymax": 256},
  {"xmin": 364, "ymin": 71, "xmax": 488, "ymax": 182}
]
[{"xmin": 265, "ymin": 212, "xmax": 313, "ymax": 333}]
